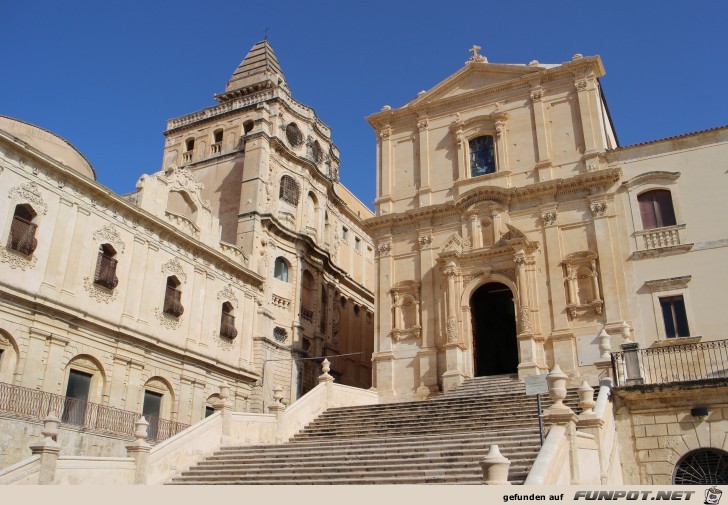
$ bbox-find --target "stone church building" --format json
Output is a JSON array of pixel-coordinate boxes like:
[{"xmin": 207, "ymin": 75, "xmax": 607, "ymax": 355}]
[{"xmin": 0, "ymin": 41, "xmax": 726, "ymax": 485}]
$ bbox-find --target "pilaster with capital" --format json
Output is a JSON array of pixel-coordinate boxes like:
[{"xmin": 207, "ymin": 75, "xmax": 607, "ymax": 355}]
[
  {"xmin": 377, "ymin": 126, "xmax": 393, "ymax": 212},
  {"xmin": 417, "ymin": 229, "xmax": 436, "ymax": 350},
  {"xmin": 443, "ymin": 263, "xmax": 460, "ymax": 344},
  {"xmin": 416, "ymin": 117, "xmax": 432, "ymax": 206},
  {"xmin": 589, "ymin": 195, "xmax": 620, "ymax": 322},
  {"xmin": 468, "ymin": 212, "xmax": 482, "ymax": 249},
  {"xmin": 530, "ymin": 86, "xmax": 552, "ymax": 179},
  {"xmin": 573, "ymin": 74, "xmax": 605, "ymax": 157},
  {"xmin": 375, "ymin": 236, "xmax": 394, "ymax": 353},
  {"xmin": 540, "ymin": 204, "xmax": 569, "ymax": 330}
]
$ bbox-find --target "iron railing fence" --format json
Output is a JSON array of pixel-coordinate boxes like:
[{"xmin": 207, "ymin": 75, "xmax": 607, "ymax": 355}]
[
  {"xmin": 611, "ymin": 339, "xmax": 728, "ymax": 387},
  {"xmin": 0, "ymin": 382, "xmax": 188, "ymax": 443}
]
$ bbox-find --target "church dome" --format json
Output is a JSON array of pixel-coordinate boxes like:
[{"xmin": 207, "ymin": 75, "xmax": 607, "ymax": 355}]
[{"xmin": 0, "ymin": 115, "xmax": 96, "ymax": 180}]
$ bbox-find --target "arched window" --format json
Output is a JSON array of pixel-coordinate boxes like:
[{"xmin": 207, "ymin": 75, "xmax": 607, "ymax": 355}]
[
  {"xmin": 243, "ymin": 120, "xmax": 254, "ymax": 134},
  {"xmin": 311, "ymin": 140, "xmax": 324, "ymax": 164},
  {"xmin": 163, "ymin": 276, "xmax": 184, "ymax": 317},
  {"xmin": 94, "ymin": 244, "xmax": 119, "ymax": 290},
  {"xmin": 219, "ymin": 301, "xmax": 237, "ymax": 339},
  {"xmin": 185, "ymin": 138, "xmax": 195, "ymax": 152},
  {"xmin": 638, "ymin": 189, "xmax": 677, "ymax": 229},
  {"xmin": 673, "ymin": 448, "xmax": 728, "ymax": 484},
  {"xmin": 274, "ymin": 257, "xmax": 289, "ymax": 282},
  {"xmin": 7, "ymin": 204, "xmax": 38, "ymax": 255},
  {"xmin": 212, "ymin": 129, "xmax": 224, "ymax": 154},
  {"xmin": 305, "ymin": 192, "xmax": 318, "ymax": 230},
  {"xmin": 279, "ymin": 175, "xmax": 300, "ymax": 206},
  {"xmin": 286, "ymin": 123, "xmax": 303, "ymax": 147},
  {"xmin": 469, "ymin": 135, "xmax": 496, "ymax": 177},
  {"xmin": 213, "ymin": 129, "xmax": 224, "ymax": 144},
  {"xmin": 142, "ymin": 377, "xmax": 175, "ymax": 441}
]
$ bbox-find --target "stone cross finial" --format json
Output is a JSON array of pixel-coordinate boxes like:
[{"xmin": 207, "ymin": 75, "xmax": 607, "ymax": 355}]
[{"xmin": 468, "ymin": 45, "xmax": 487, "ymax": 63}]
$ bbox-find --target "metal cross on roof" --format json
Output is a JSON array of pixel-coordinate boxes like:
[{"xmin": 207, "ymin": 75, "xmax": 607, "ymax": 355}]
[{"xmin": 469, "ymin": 45, "xmax": 481, "ymax": 58}]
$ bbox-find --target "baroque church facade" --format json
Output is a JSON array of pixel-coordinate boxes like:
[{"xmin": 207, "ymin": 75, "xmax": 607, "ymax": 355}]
[
  {"xmin": 0, "ymin": 40, "xmax": 727, "ymax": 485},
  {"xmin": 0, "ymin": 41, "xmax": 373, "ymax": 466}
]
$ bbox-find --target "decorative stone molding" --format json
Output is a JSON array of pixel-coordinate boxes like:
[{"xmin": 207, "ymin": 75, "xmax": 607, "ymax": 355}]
[
  {"xmin": 575, "ymin": 79, "xmax": 588, "ymax": 92},
  {"xmin": 161, "ymin": 258, "xmax": 187, "ymax": 283},
  {"xmin": 519, "ymin": 306, "xmax": 532, "ymax": 334},
  {"xmin": 213, "ymin": 330, "xmax": 234, "ymax": 351},
  {"xmin": 9, "ymin": 182, "xmax": 48, "ymax": 214},
  {"xmin": 541, "ymin": 210, "xmax": 557, "ymax": 226},
  {"xmin": 563, "ymin": 251, "xmax": 603, "ymax": 319},
  {"xmin": 217, "ymin": 284, "xmax": 239, "ymax": 308},
  {"xmin": 92, "ymin": 224, "xmax": 126, "ymax": 253},
  {"xmin": 644, "ymin": 275, "xmax": 692, "ymax": 293},
  {"xmin": 389, "ymin": 280, "xmax": 422, "ymax": 341},
  {"xmin": 417, "ymin": 118, "xmax": 429, "ymax": 131},
  {"xmin": 83, "ymin": 277, "xmax": 118, "ymax": 303},
  {"xmin": 417, "ymin": 235, "xmax": 433, "ymax": 249},
  {"xmin": 622, "ymin": 171, "xmax": 680, "ymax": 189},
  {"xmin": 442, "ymin": 233, "xmax": 464, "ymax": 254},
  {"xmin": 589, "ymin": 201, "xmax": 607, "ymax": 218},
  {"xmin": 530, "ymin": 88, "xmax": 543, "ymax": 102},
  {"xmin": 379, "ymin": 128, "xmax": 392, "ymax": 141},
  {"xmin": 0, "ymin": 246, "xmax": 37, "ymax": 270},
  {"xmin": 467, "ymin": 44, "xmax": 487, "ymax": 63},
  {"xmin": 272, "ymin": 294, "xmax": 291, "ymax": 310},
  {"xmin": 376, "ymin": 241, "xmax": 392, "ymax": 257},
  {"xmin": 155, "ymin": 307, "xmax": 182, "ymax": 330},
  {"xmin": 446, "ymin": 316, "xmax": 459, "ymax": 343}
]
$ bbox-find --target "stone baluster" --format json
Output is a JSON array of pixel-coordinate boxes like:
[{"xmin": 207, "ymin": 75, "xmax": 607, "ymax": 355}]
[
  {"xmin": 126, "ymin": 416, "xmax": 151, "ymax": 484},
  {"xmin": 29, "ymin": 412, "xmax": 61, "ymax": 485},
  {"xmin": 479, "ymin": 444, "xmax": 511, "ymax": 485}
]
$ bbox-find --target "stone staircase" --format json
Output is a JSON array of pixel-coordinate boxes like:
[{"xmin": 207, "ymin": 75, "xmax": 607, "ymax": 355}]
[{"xmin": 169, "ymin": 374, "xmax": 580, "ymax": 485}]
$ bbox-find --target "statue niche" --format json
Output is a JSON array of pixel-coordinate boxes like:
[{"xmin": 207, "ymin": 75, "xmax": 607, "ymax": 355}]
[{"xmin": 389, "ymin": 281, "xmax": 421, "ymax": 341}]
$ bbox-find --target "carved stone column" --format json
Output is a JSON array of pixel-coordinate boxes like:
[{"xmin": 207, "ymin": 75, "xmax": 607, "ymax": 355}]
[
  {"xmin": 530, "ymin": 86, "xmax": 552, "ymax": 180},
  {"xmin": 377, "ymin": 127, "xmax": 393, "ymax": 213},
  {"xmin": 589, "ymin": 195, "xmax": 620, "ymax": 323},
  {"xmin": 468, "ymin": 212, "xmax": 482, "ymax": 249},
  {"xmin": 444, "ymin": 263, "xmax": 459, "ymax": 344},
  {"xmin": 417, "ymin": 117, "xmax": 432, "ymax": 206},
  {"xmin": 442, "ymin": 262, "xmax": 465, "ymax": 392}
]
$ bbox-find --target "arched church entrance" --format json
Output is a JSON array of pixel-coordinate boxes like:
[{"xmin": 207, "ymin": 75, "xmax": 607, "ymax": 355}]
[{"xmin": 470, "ymin": 282, "xmax": 518, "ymax": 376}]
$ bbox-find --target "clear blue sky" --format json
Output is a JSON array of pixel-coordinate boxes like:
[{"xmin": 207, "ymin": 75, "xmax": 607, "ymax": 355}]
[{"xmin": 2, "ymin": 1, "xmax": 726, "ymax": 209}]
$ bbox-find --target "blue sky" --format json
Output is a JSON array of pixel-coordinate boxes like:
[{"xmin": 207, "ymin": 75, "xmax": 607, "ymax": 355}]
[{"xmin": 2, "ymin": 1, "xmax": 726, "ymax": 209}]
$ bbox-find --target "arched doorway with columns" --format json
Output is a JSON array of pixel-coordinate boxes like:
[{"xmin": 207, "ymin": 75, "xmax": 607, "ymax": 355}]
[{"xmin": 470, "ymin": 281, "xmax": 518, "ymax": 376}]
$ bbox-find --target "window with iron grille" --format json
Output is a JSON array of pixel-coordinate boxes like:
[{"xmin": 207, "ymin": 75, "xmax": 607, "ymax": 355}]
[
  {"xmin": 219, "ymin": 302, "xmax": 237, "ymax": 339},
  {"xmin": 311, "ymin": 141, "xmax": 323, "ymax": 164},
  {"xmin": 286, "ymin": 123, "xmax": 303, "ymax": 147},
  {"xmin": 163, "ymin": 276, "xmax": 184, "ymax": 318},
  {"xmin": 7, "ymin": 205, "xmax": 38, "ymax": 256},
  {"xmin": 94, "ymin": 244, "xmax": 119, "ymax": 290},
  {"xmin": 673, "ymin": 448, "xmax": 728, "ymax": 484},
  {"xmin": 273, "ymin": 326, "xmax": 287, "ymax": 342},
  {"xmin": 279, "ymin": 175, "xmax": 300, "ymax": 206}
]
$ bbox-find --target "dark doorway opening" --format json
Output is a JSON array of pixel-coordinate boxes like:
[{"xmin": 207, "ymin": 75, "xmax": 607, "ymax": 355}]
[
  {"xmin": 63, "ymin": 369, "xmax": 92, "ymax": 425},
  {"xmin": 470, "ymin": 282, "xmax": 518, "ymax": 376}
]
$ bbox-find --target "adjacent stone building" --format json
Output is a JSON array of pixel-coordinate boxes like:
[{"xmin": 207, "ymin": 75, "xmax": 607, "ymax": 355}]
[{"xmin": 0, "ymin": 41, "xmax": 374, "ymax": 467}]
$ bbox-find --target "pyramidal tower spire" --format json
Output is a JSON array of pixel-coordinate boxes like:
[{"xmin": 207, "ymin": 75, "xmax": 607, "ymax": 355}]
[{"xmin": 215, "ymin": 40, "xmax": 288, "ymax": 102}]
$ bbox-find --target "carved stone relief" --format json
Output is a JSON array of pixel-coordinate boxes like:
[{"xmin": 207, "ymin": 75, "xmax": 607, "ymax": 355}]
[
  {"xmin": 161, "ymin": 258, "xmax": 187, "ymax": 283},
  {"xmin": 9, "ymin": 182, "xmax": 48, "ymax": 214},
  {"xmin": 92, "ymin": 224, "xmax": 126, "ymax": 253}
]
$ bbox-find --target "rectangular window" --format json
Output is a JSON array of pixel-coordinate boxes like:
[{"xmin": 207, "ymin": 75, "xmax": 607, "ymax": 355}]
[
  {"xmin": 143, "ymin": 390, "xmax": 163, "ymax": 440},
  {"xmin": 341, "ymin": 227, "xmax": 348, "ymax": 240},
  {"xmin": 355, "ymin": 237, "xmax": 361, "ymax": 251},
  {"xmin": 63, "ymin": 369, "xmax": 92, "ymax": 425},
  {"xmin": 660, "ymin": 295, "xmax": 690, "ymax": 338},
  {"xmin": 205, "ymin": 406, "xmax": 215, "ymax": 418}
]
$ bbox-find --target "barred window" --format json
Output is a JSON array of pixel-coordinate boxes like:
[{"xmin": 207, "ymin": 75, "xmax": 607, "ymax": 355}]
[
  {"xmin": 94, "ymin": 244, "xmax": 119, "ymax": 290},
  {"xmin": 311, "ymin": 140, "xmax": 324, "ymax": 164},
  {"xmin": 163, "ymin": 276, "xmax": 184, "ymax": 318},
  {"xmin": 286, "ymin": 123, "xmax": 303, "ymax": 147},
  {"xmin": 7, "ymin": 204, "xmax": 38, "ymax": 256},
  {"xmin": 273, "ymin": 326, "xmax": 287, "ymax": 342},
  {"xmin": 279, "ymin": 175, "xmax": 300, "ymax": 206},
  {"xmin": 219, "ymin": 302, "xmax": 237, "ymax": 339}
]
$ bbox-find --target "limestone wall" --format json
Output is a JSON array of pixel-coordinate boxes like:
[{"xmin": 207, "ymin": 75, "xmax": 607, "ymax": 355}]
[{"xmin": 0, "ymin": 415, "xmax": 132, "ymax": 469}]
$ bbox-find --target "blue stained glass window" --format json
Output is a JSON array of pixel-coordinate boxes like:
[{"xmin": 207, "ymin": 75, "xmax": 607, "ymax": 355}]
[{"xmin": 469, "ymin": 135, "xmax": 496, "ymax": 177}]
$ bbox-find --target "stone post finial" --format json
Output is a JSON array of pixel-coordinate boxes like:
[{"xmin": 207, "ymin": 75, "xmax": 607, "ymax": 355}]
[
  {"xmin": 318, "ymin": 358, "xmax": 334, "ymax": 383},
  {"xmin": 41, "ymin": 412, "xmax": 60, "ymax": 442},
  {"xmin": 267, "ymin": 385, "xmax": 286, "ymax": 416},
  {"xmin": 219, "ymin": 381, "xmax": 230, "ymax": 402},
  {"xmin": 479, "ymin": 444, "xmax": 511, "ymax": 485},
  {"xmin": 578, "ymin": 381, "xmax": 596, "ymax": 415},
  {"xmin": 272, "ymin": 385, "xmax": 284, "ymax": 404},
  {"xmin": 546, "ymin": 364, "xmax": 568, "ymax": 409},
  {"xmin": 598, "ymin": 328, "xmax": 611, "ymax": 359},
  {"xmin": 134, "ymin": 416, "xmax": 149, "ymax": 441},
  {"xmin": 620, "ymin": 321, "xmax": 633, "ymax": 343}
]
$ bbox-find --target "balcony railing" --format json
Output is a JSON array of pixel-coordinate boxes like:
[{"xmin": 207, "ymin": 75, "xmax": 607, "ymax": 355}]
[
  {"xmin": 611, "ymin": 339, "xmax": 728, "ymax": 387},
  {"xmin": 7, "ymin": 216, "xmax": 38, "ymax": 255},
  {"xmin": 300, "ymin": 307, "xmax": 313, "ymax": 323},
  {"xmin": 0, "ymin": 382, "xmax": 188, "ymax": 443}
]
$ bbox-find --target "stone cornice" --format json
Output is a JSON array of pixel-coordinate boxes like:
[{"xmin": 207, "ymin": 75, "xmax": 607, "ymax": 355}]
[
  {"xmin": 0, "ymin": 131, "xmax": 264, "ymax": 290},
  {"xmin": 250, "ymin": 211, "xmax": 374, "ymax": 303},
  {"xmin": 367, "ymin": 56, "xmax": 604, "ymax": 128},
  {"xmin": 622, "ymin": 171, "xmax": 680, "ymax": 189},
  {"xmin": 365, "ymin": 167, "xmax": 622, "ymax": 234}
]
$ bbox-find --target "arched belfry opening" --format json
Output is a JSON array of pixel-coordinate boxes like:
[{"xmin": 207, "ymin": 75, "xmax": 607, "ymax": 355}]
[{"xmin": 470, "ymin": 282, "xmax": 518, "ymax": 376}]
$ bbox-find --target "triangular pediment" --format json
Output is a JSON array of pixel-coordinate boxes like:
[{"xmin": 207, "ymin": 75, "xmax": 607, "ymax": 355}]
[{"xmin": 408, "ymin": 62, "xmax": 550, "ymax": 107}]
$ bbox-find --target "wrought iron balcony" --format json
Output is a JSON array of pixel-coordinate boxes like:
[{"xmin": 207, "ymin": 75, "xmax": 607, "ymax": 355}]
[
  {"xmin": 7, "ymin": 216, "xmax": 38, "ymax": 255},
  {"xmin": 0, "ymin": 382, "xmax": 188, "ymax": 443},
  {"xmin": 163, "ymin": 286, "xmax": 184, "ymax": 317},
  {"xmin": 300, "ymin": 307, "xmax": 314, "ymax": 323},
  {"xmin": 94, "ymin": 253, "xmax": 119, "ymax": 290},
  {"xmin": 219, "ymin": 312, "xmax": 237, "ymax": 339},
  {"xmin": 610, "ymin": 339, "xmax": 728, "ymax": 387}
]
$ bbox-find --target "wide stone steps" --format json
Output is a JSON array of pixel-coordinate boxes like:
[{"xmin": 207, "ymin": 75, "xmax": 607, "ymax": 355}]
[{"xmin": 169, "ymin": 374, "xmax": 581, "ymax": 485}]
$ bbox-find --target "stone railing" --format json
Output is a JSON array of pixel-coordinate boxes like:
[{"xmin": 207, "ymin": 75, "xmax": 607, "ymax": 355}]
[
  {"xmin": 272, "ymin": 294, "xmax": 291, "ymax": 310},
  {"xmin": 0, "ymin": 362, "xmax": 379, "ymax": 485},
  {"xmin": 633, "ymin": 224, "xmax": 690, "ymax": 255},
  {"xmin": 210, "ymin": 142, "xmax": 222, "ymax": 155},
  {"xmin": 164, "ymin": 210, "xmax": 200, "ymax": 237},
  {"xmin": 523, "ymin": 367, "xmax": 621, "ymax": 485},
  {"xmin": 219, "ymin": 241, "xmax": 248, "ymax": 267}
]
